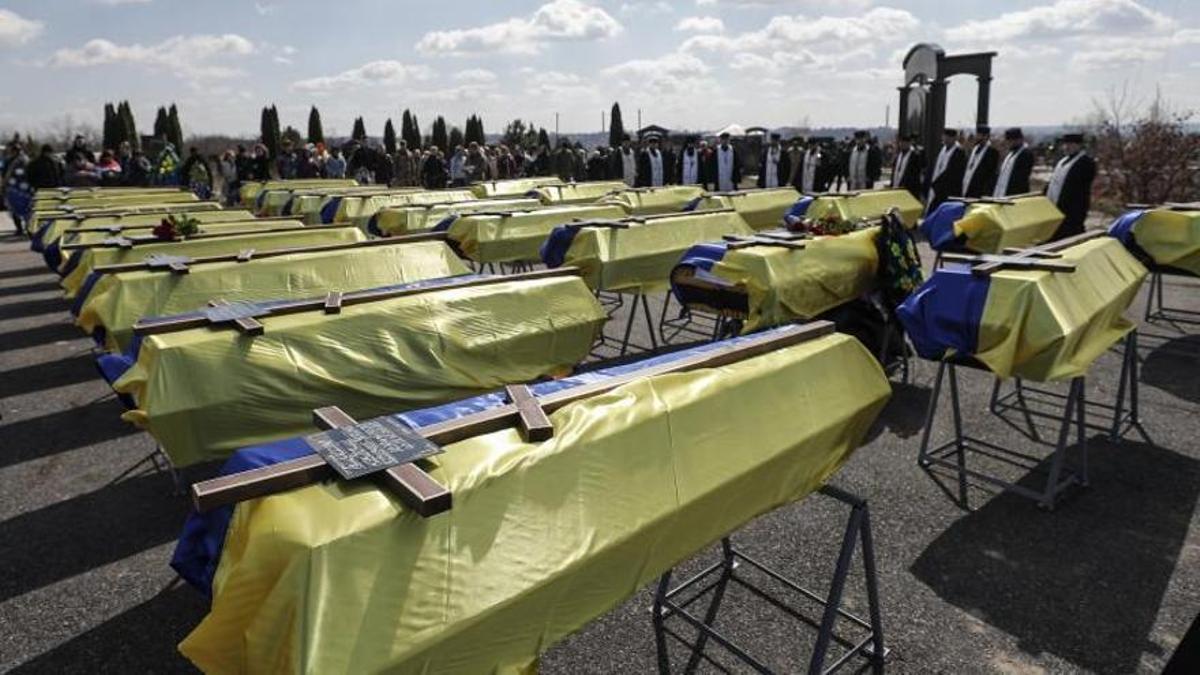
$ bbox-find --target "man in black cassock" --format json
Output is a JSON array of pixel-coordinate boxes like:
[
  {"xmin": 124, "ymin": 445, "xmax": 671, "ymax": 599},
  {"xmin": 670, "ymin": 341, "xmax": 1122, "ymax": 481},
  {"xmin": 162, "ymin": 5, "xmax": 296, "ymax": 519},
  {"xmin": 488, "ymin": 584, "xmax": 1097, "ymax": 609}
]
[
  {"xmin": 792, "ymin": 136, "xmax": 826, "ymax": 193},
  {"xmin": 635, "ymin": 135, "xmax": 666, "ymax": 187},
  {"xmin": 961, "ymin": 125, "xmax": 998, "ymax": 198},
  {"xmin": 993, "ymin": 127, "xmax": 1034, "ymax": 197},
  {"xmin": 676, "ymin": 136, "xmax": 703, "ymax": 186},
  {"xmin": 705, "ymin": 132, "xmax": 741, "ymax": 191},
  {"xmin": 1045, "ymin": 132, "xmax": 1096, "ymax": 240},
  {"xmin": 756, "ymin": 133, "xmax": 791, "ymax": 189},
  {"xmin": 889, "ymin": 133, "xmax": 924, "ymax": 200},
  {"xmin": 925, "ymin": 128, "xmax": 966, "ymax": 214},
  {"xmin": 609, "ymin": 134, "xmax": 637, "ymax": 186}
]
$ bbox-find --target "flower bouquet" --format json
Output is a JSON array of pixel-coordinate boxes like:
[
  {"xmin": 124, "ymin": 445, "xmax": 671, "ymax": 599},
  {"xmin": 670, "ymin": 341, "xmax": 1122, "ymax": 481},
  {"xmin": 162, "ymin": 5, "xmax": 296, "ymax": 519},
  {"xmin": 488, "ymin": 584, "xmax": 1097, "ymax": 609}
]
[
  {"xmin": 151, "ymin": 213, "xmax": 201, "ymax": 241},
  {"xmin": 786, "ymin": 211, "xmax": 870, "ymax": 236}
]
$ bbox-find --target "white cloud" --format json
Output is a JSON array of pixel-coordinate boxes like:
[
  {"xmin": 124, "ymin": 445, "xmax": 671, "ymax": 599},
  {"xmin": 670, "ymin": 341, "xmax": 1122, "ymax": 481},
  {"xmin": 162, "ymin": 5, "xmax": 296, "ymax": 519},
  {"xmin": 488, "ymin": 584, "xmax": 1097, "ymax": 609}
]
[
  {"xmin": 603, "ymin": 51, "xmax": 714, "ymax": 94},
  {"xmin": 682, "ymin": 7, "xmax": 917, "ymax": 56},
  {"xmin": 417, "ymin": 0, "xmax": 622, "ymax": 56},
  {"xmin": 92, "ymin": 0, "xmax": 153, "ymax": 5},
  {"xmin": 946, "ymin": 0, "xmax": 1174, "ymax": 43},
  {"xmin": 254, "ymin": 2, "xmax": 276, "ymax": 15},
  {"xmin": 696, "ymin": 0, "xmax": 872, "ymax": 8},
  {"xmin": 0, "ymin": 9, "xmax": 43, "ymax": 48},
  {"xmin": 454, "ymin": 68, "xmax": 497, "ymax": 83},
  {"xmin": 675, "ymin": 16, "xmax": 724, "ymax": 33},
  {"xmin": 1071, "ymin": 46, "xmax": 1165, "ymax": 70},
  {"xmin": 49, "ymin": 34, "xmax": 255, "ymax": 80},
  {"xmin": 291, "ymin": 60, "xmax": 433, "ymax": 93},
  {"xmin": 620, "ymin": 1, "xmax": 672, "ymax": 16}
]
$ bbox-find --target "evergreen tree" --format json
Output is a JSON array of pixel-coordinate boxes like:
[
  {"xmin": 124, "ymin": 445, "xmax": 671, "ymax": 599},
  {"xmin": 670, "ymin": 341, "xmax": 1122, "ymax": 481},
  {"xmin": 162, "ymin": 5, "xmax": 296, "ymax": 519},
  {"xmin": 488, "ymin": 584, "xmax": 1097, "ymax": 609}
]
[
  {"xmin": 153, "ymin": 106, "xmax": 169, "ymax": 139},
  {"xmin": 167, "ymin": 103, "xmax": 184, "ymax": 149},
  {"xmin": 608, "ymin": 102, "xmax": 625, "ymax": 148},
  {"xmin": 383, "ymin": 118, "xmax": 397, "ymax": 154},
  {"xmin": 464, "ymin": 114, "xmax": 486, "ymax": 145},
  {"xmin": 538, "ymin": 127, "xmax": 551, "ymax": 149},
  {"xmin": 282, "ymin": 125, "xmax": 303, "ymax": 148},
  {"xmin": 102, "ymin": 103, "xmax": 117, "ymax": 149},
  {"xmin": 408, "ymin": 113, "xmax": 421, "ymax": 149},
  {"xmin": 119, "ymin": 101, "xmax": 138, "ymax": 149},
  {"xmin": 449, "ymin": 126, "xmax": 464, "ymax": 150},
  {"xmin": 501, "ymin": 119, "xmax": 528, "ymax": 149},
  {"xmin": 401, "ymin": 109, "xmax": 414, "ymax": 148},
  {"xmin": 261, "ymin": 105, "xmax": 281, "ymax": 158},
  {"xmin": 307, "ymin": 106, "xmax": 324, "ymax": 144},
  {"xmin": 431, "ymin": 116, "xmax": 448, "ymax": 151},
  {"xmin": 351, "ymin": 116, "xmax": 367, "ymax": 142}
]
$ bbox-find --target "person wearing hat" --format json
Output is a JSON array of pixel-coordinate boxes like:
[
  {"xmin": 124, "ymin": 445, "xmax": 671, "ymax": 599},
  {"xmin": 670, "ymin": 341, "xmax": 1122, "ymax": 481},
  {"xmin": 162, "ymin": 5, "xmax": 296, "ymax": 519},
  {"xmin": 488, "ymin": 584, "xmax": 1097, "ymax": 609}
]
[
  {"xmin": 677, "ymin": 136, "xmax": 703, "ymax": 186},
  {"xmin": 926, "ymin": 128, "xmax": 966, "ymax": 214},
  {"xmin": 705, "ymin": 131, "xmax": 742, "ymax": 191},
  {"xmin": 756, "ymin": 132, "xmax": 791, "ymax": 189},
  {"xmin": 1045, "ymin": 132, "xmax": 1096, "ymax": 239},
  {"xmin": 636, "ymin": 134, "xmax": 666, "ymax": 187},
  {"xmin": 962, "ymin": 125, "xmax": 999, "ymax": 198},
  {"xmin": 890, "ymin": 133, "xmax": 924, "ymax": 200},
  {"xmin": 792, "ymin": 136, "xmax": 826, "ymax": 193},
  {"xmin": 609, "ymin": 134, "xmax": 637, "ymax": 187},
  {"xmin": 993, "ymin": 127, "xmax": 1034, "ymax": 197},
  {"xmin": 845, "ymin": 130, "xmax": 881, "ymax": 190}
]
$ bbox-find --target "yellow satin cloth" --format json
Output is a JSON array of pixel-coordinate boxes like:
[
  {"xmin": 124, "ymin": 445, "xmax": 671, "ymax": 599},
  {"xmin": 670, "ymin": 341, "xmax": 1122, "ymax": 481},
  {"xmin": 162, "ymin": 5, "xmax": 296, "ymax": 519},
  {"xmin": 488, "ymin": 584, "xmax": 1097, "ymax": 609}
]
[
  {"xmin": 332, "ymin": 190, "xmax": 479, "ymax": 228},
  {"xmin": 975, "ymin": 236, "xmax": 1146, "ymax": 381},
  {"xmin": 952, "ymin": 196, "xmax": 1064, "ymax": 254},
  {"xmin": 1130, "ymin": 209, "xmax": 1200, "ymax": 275},
  {"xmin": 180, "ymin": 330, "xmax": 891, "ymax": 674},
  {"xmin": 372, "ymin": 198, "xmax": 542, "ymax": 237},
  {"xmin": 807, "ymin": 189, "xmax": 923, "ymax": 228},
  {"xmin": 114, "ymin": 275, "xmax": 607, "ymax": 465},
  {"xmin": 262, "ymin": 187, "xmax": 421, "ymax": 218},
  {"xmin": 448, "ymin": 204, "xmax": 627, "ymax": 264},
  {"xmin": 238, "ymin": 180, "xmax": 358, "ymax": 207},
  {"xmin": 529, "ymin": 181, "xmax": 628, "ymax": 205},
  {"xmin": 561, "ymin": 211, "xmax": 754, "ymax": 293},
  {"xmin": 77, "ymin": 240, "xmax": 469, "ymax": 353},
  {"xmin": 469, "ymin": 177, "xmax": 564, "ymax": 199},
  {"xmin": 38, "ymin": 203, "xmax": 225, "ymax": 251},
  {"xmin": 60, "ymin": 223, "xmax": 357, "ymax": 297},
  {"xmin": 690, "ymin": 228, "xmax": 879, "ymax": 332},
  {"xmin": 32, "ymin": 189, "xmax": 198, "ymax": 215},
  {"xmin": 687, "ymin": 188, "xmax": 801, "ymax": 231},
  {"xmin": 597, "ymin": 185, "xmax": 706, "ymax": 215}
]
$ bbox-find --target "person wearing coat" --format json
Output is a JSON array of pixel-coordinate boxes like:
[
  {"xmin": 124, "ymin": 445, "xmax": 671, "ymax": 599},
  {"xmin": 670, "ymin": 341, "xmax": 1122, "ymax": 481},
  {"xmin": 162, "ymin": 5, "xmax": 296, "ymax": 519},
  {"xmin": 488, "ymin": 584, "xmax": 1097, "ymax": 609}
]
[
  {"xmin": 609, "ymin": 135, "xmax": 637, "ymax": 186},
  {"xmin": 925, "ymin": 128, "xmax": 966, "ymax": 214},
  {"xmin": 635, "ymin": 135, "xmax": 667, "ymax": 187},
  {"xmin": 705, "ymin": 132, "xmax": 742, "ymax": 191},
  {"xmin": 961, "ymin": 125, "xmax": 999, "ymax": 198},
  {"xmin": 1045, "ymin": 132, "xmax": 1097, "ymax": 240},
  {"xmin": 889, "ymin": 134, "xmax": 925, "ymax": 201},
  {"xmin": 756, "ymin": 133, "xmax": 791, "ymax": 189},
  {"xmin": 993, "ymin": 127, "xmax": 1035, "ymax": 197}
]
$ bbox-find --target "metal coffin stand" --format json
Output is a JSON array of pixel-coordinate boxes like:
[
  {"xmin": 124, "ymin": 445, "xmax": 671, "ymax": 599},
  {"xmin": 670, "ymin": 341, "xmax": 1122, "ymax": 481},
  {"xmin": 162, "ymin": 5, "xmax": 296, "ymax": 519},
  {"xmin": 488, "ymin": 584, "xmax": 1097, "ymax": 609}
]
[
  {"xmin": 652, "ymin": 485, "xmax": 885, "ymax": 674},
  {"xmin": 1143, "ymin": 265, "xmax": 1200, "ymax": 326}
]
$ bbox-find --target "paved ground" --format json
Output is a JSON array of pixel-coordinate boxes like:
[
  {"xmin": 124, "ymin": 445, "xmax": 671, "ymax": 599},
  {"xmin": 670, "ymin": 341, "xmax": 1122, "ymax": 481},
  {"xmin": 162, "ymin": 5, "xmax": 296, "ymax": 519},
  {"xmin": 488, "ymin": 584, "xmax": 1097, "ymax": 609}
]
[{"xmin": 1, "ymin": 210, "xmax": 1198, "ymax": 674}]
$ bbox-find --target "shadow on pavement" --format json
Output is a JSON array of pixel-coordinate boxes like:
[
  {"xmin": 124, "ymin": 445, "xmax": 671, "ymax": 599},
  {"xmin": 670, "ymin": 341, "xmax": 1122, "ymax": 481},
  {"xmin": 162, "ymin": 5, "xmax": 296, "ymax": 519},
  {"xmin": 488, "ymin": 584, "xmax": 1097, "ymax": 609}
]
[
  {"xmin": 0, "ymin": 321, "xmax": 82, "ymax": 353},
  {"xmin": 0, "ymin": 265, "xmax": 46, "ymax": 281},
  {"xmin": 0, "ymin": 397, "xmax": 139, "ymax": 469},
  {"xmin": 8, "ymin": 583, "xmax": 204, "ymax": 674},
  {"xmin": 0, "ymin": 352, "xmax": 98, "ymax": 399},
  {"xmin": 0, "ymin": 297, "xmax": 67, "ymax": 321},
  {"xmin": 911, "ymin": 437, "xmax": 1200, "ymax": 673},
  {"xmin": 0, "ymin": 280, "xmax": 61, "ymax": 297},
  {"xmin": 0, "ymin": 472, "xmax": 191, "ymax": 603},
  {"xmin": 1141, "ymin": 334, "xmax": 1200, "ymax": 404}
]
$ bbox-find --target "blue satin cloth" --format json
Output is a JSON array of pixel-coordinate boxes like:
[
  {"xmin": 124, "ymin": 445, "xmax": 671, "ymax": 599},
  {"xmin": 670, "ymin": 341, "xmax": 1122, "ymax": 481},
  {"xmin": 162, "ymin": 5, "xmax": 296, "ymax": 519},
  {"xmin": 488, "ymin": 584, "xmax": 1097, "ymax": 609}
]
[
  {"xmin": 539, "ymin": 223, "xmax": 585, "ymax": 268},
  {"xmin": 1106, "ymin": 210, "xmax": 1144, "ymax": 246},
  {"xmin": 919, "ymin": 201, "xmax": 967, "ymax": 251},
  {"xmin": 783, "ymin": 196, "xmax": 814, "ymax": 224},
  {"xmin": 170, "ymin": 327, "xmax": 794, "ymax": 597},
  {"xmin": 432, "ymin": 214, "xmax": 459, "ymax": 232},
  {"xmin": 319, "ymin": 196, "xmax": 341, "ymax": 224},
  {"xmin": 669, "ymin": 241, "xmax": 733, "ymax": 304},
  {"xmin": 896, "ymin": 264, "xmax": 990, "ymax": 360}
]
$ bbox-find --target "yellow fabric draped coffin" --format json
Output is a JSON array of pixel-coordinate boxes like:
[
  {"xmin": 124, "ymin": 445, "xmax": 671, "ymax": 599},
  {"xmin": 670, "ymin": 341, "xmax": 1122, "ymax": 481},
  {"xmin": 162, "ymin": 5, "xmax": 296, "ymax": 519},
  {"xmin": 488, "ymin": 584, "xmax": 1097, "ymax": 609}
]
[
  {"xmin": 447, "ymin": 204, "xmax": 628, "ymax": 264},
  {"xmin": 685, "ymin": 188, "xmax": 802, "ymax": 231},
  {"xmin": 371, "ymin": 198, "xmax": 542, "ymax": 237},
  {"xmin": 1127, "ymin": 208, "xmax": 1200, "ymax": 275},
  {"xmin": 950, "ymin": 195, "xmax": 1064, "ymax": 254}
]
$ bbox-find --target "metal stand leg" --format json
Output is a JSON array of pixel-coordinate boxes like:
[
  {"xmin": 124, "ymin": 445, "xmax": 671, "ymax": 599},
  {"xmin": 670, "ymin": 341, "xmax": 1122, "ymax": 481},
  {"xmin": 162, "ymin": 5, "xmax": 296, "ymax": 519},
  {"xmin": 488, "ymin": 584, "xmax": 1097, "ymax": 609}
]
[
  {"xmin": 651, "ymin": 486, "xmax": 887, "ymax": 674},
  {"xmin": 917, "ymin": 360, "xmax": 948, "ymax": 468}
]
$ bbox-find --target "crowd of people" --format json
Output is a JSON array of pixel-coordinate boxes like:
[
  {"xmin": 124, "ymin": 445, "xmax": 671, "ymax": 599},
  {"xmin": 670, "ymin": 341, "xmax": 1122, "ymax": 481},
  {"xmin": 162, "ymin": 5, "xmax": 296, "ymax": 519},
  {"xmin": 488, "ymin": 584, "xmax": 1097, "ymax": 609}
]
[{"xmin": 1, "ymin": 124, "xmax": 1097, "ymax": 239}]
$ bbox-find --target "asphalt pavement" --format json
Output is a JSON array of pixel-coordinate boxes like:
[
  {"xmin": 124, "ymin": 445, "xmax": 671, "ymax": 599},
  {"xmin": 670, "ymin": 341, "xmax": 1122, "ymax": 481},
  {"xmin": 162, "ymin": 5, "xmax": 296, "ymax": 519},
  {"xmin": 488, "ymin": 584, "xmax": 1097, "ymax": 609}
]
[{"xmin": 0, "ymin": 211, "xmax": 1197, "ymax": 674}]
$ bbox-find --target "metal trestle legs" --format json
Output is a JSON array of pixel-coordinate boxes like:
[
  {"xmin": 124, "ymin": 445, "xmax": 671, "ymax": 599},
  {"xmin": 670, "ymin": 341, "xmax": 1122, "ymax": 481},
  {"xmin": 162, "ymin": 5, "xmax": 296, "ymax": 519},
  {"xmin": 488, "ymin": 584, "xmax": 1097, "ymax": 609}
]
[{"xmin": 651, "ymin": 486, "xmax": 886, "ymax": 674}]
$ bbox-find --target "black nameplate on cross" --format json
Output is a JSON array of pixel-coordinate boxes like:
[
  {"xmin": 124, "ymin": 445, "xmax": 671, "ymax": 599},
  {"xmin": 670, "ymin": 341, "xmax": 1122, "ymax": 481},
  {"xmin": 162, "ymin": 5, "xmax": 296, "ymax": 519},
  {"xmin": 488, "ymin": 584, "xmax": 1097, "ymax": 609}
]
[{"xmin": 306, "ymin": 415, "xmax": 444, "ymax": 480}]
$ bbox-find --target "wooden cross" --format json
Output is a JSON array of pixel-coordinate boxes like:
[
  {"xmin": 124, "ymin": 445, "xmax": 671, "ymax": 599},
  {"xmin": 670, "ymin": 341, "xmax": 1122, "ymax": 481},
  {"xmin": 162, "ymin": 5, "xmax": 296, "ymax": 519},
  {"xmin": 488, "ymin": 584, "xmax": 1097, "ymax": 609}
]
[
  {"xmin": 66, "ymin": 215, "xmax": 296, "ymax": 236},
  {"xmin": 188, "ymin": 320, "xmax": 836, "ymax": 515},
  {"xmin": 132, "ymin": 266, "xmax": 583, "ymax": 337},
  {"xmin": 944, "ymin": 229, "xmax": 1105, "ymax": 276},
  {"xmin": 950, "ymin": 191, "xmax": 1042, "ymax": 206},
  {"xmin": 722, "ymin": 234, "xmax": 807, "ymax": 251}
]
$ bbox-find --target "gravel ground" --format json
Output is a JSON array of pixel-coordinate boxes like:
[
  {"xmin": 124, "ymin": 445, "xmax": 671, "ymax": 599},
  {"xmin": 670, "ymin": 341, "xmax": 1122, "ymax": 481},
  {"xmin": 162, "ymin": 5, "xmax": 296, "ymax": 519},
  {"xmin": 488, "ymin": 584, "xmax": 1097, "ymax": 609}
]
[{"xmin": 0, "ymin": 210, "xmax": 1197, "ymax": 674}]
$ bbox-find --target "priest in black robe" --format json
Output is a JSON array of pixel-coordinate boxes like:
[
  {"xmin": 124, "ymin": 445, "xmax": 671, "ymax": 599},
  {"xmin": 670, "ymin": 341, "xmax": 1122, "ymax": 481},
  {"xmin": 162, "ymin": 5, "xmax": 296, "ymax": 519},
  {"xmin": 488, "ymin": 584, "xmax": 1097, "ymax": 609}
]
[
  {"xmin": 889, "ymin": 134, "xmax": 924, "ymax": 200},
  {"xmin": 925, "ymin": 128, "xmax": 966, "ymax": 215},
  {"xmin": 961, "ymin": 125, "xmax": 999, "ymax": 198},
  {"xmin": 705, "ymin": 132, "xmax": 742, "ymax": 191},
  {"xmin": 756, "ymin": 133, "xmax": 791, "ymax": 189},
  {"xmin": 635, "ymin": 135, "xmax": 667, "ymax": 188},
  {"xmin": 1045, "ymin": 133, "xmax": 1096, "ymax": 240},
  {"xmin": 993, "ymin": 127, "xmax": 1034, "ymax": 197},
  {"xmin": 791, "ymin": 137, "xmax": 827, "ymax": 193}
]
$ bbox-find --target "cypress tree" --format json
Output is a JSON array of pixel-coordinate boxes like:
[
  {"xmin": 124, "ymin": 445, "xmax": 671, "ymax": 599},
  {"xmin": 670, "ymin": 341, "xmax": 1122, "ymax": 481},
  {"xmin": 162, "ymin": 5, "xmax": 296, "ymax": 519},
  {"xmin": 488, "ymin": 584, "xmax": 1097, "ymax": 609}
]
[
  {"xmin": 153, "ymin": 106, "xmax": 168, "ymax": 139},
  {"xmin": 608, "ymin": 102, "xmax": 625, "ymax": 148},
  {"xmin": 261, "ymin": 105, "xmax": 281, "ymax": 157},
  {"xmin": 167, "ymin": 103, "xmax": 183, "ymax": 149},
  {"xmin": 383, "ymin": 118, "xmax": 397, "ymax": 154},
  {"xmin": 351, "ymin": 116, "xmax": 367, "ymax": 142},
  {"xmin": 538, "ymin": 127, "xmax": 551, "ymax": 149},
  {"xmin": 119, "ymin": 101, "xmax": 138, "ymax": 149},
  {"xmin": 400, "ymin": 110, "xmax": 413, "ymax": 148},
  {"xmin": 409, "ymin": 113, "xmax": 422, "ymax": 149},
  {"xmin": 449, "ymin": 125, "xmax": 464, "ymax": 150},
  {"xmin": 432, "ymin": 116, "xmax": 448, "ymax": 151},
  {"xmin": 307, "ymin": 106, "xmax": 324, "ymax": 144},
  {"xmin": 102, "ymin": 103, "xmax": 116, "ymax": 149}
]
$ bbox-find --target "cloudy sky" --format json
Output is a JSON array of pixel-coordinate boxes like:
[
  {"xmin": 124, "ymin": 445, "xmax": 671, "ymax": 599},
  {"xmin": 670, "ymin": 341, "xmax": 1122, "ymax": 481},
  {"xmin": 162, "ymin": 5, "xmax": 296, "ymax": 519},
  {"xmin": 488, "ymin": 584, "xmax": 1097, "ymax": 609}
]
[{"xmin": 0, "ymin": 0, "xmax": 1197, "ymax": 138}]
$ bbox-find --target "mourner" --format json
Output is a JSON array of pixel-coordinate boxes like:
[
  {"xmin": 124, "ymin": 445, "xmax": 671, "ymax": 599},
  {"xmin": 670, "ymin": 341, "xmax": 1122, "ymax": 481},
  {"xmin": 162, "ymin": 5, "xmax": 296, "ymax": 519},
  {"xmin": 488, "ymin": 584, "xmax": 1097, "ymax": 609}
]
[
  {"xmin": 961, "ymin": 125, "xmax": 999, "ymax": 198},
  {"xmin": 890, "ymin": 133, "xmax": 924, "ymax": 200},
  {"xmin": 793, "ymin": 136, "xmax": 825, "ymax": 193},
  {"xmin": 756, "ymin": 132, "xmax": 791, "ymax": 189},
  {"xmin": 846, "ymin": 130, "xmax": 881, "ymax": 191},
  {"xmin": 610, "ymin": 134, "xmax": 637, "ymax": 187},
  {"xmin": 993, "ymin": 127, "xmax": 1034, "ymax": 197},
  {"xmin": 706, "ymin": 131, "xmax": 742, "ymax": 191},
  {"xmin": 926, "ymin": 128, "xmax": 966, "ymax": 214},
  {"xmin": 635, "ymin": 135, "xmax": 666, "ymax": 187},
  {"xmin": 1045, "ymin": 132, "xmax": 1096, "ymax": 240},
  {"xmin": 676, "ymin": 136, "xmax": 702, "ymax": 186}
]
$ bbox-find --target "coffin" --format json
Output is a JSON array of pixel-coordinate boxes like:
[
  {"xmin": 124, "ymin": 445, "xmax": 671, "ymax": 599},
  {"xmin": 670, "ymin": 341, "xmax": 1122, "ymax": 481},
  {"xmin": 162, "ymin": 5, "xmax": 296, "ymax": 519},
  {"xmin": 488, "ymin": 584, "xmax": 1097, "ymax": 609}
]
[
  {"xmin": 468, "ymin": 176, "xmax": 564, "ymax": 199},
  {"xmin": 369, "ymin": 198, "xmax": 542, "ymax": 237},
  {"xmin": 237, "ymin": 179, "xmax": 358, "ymax": 208},
  {"xmin": 1108, "ymin": 206, "xmax": 1200, "ymax": 276},
  {"xmin": 596, "ymin": 185, "xmax": 706, "ymax": 215},
  {"xmin": 790, "ymin": 189, "xmax": 924, "ymax": 229},
  {"xmin": 922, "ymin": 195, "xmax": 1063, "ymax": 254},
  {"xmin": 683, "ymin": 187, "xmax": 801, "ymax": 231},
  {"xmin": 528, "ymin": 180, "xmax": 628, "ymax": 205},
  {"xmin": 446, "ymin": 204, "xmax": 627, "ymax": 264},
  {"xmin": 172, "ymin": 324, "xmax": 891, "ymax": 674}
]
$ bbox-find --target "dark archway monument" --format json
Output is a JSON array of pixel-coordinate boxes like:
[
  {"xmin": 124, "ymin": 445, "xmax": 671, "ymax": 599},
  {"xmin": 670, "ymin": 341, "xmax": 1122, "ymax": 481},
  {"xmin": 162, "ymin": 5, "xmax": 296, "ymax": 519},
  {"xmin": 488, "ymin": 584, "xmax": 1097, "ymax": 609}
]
[{"xmin": 898, "ymin": 43, "xmax": 997, "ymax": 153}]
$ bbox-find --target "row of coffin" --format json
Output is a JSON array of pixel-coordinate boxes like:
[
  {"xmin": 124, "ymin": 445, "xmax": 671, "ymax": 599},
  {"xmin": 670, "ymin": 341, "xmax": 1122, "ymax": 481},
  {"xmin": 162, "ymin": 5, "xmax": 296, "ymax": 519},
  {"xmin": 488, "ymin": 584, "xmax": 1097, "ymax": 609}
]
[{"xmin": 24, "ymin": 181, "xmax": 1197, "ymax": 673}]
